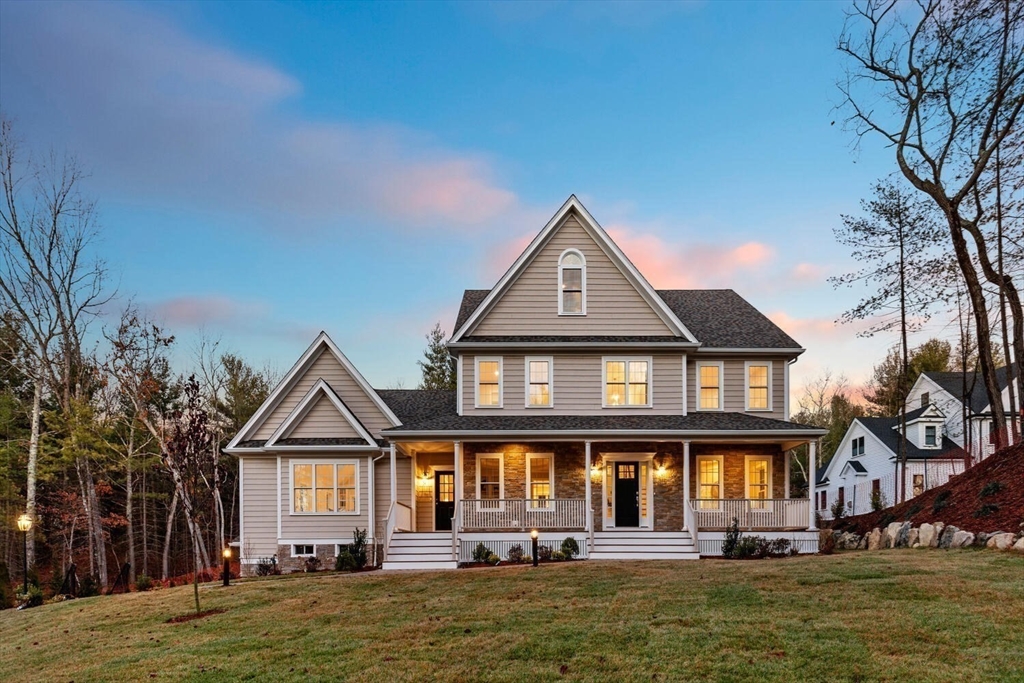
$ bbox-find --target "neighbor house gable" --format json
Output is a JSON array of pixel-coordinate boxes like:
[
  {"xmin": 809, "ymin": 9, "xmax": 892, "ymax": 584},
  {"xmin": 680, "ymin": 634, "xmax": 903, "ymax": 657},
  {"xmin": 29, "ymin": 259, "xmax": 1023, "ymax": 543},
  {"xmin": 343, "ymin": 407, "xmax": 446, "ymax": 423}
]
[
  {"xmin": 452, "ymin": 196, "xmax": 697, "ymax": 342},
  {"xmin": 226, "ymin": 332, "xmax": 399, "ymax": 451}
]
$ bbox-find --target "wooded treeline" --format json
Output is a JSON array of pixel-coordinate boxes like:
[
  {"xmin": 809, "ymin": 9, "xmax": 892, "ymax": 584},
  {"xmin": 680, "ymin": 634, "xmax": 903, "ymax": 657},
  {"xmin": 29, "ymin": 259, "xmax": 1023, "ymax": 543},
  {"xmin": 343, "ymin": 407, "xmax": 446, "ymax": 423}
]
[{"xmin": 0, "ymin": 119, "xmax": 275, "ymax": 598}]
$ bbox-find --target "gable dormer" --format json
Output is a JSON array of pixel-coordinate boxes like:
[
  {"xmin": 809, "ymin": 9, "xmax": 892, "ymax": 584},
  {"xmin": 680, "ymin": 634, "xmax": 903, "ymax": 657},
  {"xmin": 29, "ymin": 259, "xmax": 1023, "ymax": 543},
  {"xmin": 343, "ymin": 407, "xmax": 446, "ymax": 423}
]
[
  {"xmin": 451, "ymin": 196, "xmax": 697, "ymax": 342},
  {"xmin": 899, "ymin": 403, "xmax": 945, "ymax": 449}
]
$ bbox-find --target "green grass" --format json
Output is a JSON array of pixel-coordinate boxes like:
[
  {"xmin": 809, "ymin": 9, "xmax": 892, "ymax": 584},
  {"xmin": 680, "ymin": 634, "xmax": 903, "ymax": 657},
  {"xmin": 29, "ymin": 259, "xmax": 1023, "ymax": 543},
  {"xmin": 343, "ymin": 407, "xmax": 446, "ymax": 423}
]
[{"xmin": 2, "ymin": 551, "xmax": 1023, "ymax": 682}]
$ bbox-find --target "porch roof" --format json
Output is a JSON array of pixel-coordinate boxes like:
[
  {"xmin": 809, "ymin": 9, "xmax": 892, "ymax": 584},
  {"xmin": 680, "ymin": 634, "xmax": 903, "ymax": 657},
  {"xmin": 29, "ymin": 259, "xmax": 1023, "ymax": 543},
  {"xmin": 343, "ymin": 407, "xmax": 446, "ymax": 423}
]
[{"xmin": 381, "ymin": 411, "xmax": 825, "ymax": 441}]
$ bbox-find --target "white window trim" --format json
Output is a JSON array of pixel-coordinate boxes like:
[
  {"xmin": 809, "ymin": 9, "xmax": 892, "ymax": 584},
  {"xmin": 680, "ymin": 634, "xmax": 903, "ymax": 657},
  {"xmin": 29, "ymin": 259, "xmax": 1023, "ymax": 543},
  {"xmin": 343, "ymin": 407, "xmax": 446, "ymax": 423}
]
[
  {"xmin": 601, "ymin": 356, "xmax": 654, "ymax": 408},
  {"xmin": 695, "ymin": 455, "xmax": 725, "ymax": 510},
  {"xmin": 743, "ymin": 454, "xmax": 774, "ymax": 502},
  {"xmin": 851, "ymin": 436, "xmax": 865, "ymax": 458},
  {"xmin": 524, "ymin": 356, "xmax": 554, "ymax": 408},
  {"xmin": 922, "ymin": 424, "xmax": 939, "ymax": 448},
  {"xmin": 695, "ymin": 361, "xmax": 725, "ymax": 412},
  {"xmin": 600, "ymin": 453, "xmax": 655, "ymax": 529},
  {"xmin": 288, "ymin": 459, "xmax": 360, "ymax": 516},
  {"xmin": 744, "ymin": 360, "xmax": 773, "ymax": 412},
  {"xmin": 558, "ymin": 248, "xmax": 587, "ymax": 316},
  {"xmin": 291, "ymin": 544, "xmax": 315, "ymax": 557},
  {"xmin": 526, "ymin": 452, "xmax": 555, "ymax": 509},
  {"xmin": 475, "ymin": 452, "xmax": 505, "ymax": 503},
  {"xmin": 474, "ymin": 356, "xmax": 503, "ymax": 409}
]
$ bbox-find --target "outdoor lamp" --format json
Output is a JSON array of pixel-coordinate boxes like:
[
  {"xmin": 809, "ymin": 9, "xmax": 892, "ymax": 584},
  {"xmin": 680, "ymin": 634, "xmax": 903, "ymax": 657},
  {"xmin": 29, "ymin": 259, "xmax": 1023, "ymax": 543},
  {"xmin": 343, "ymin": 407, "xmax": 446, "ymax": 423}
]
[
  {"xmin": 17, "ymin": 513, "xmax": 32, "ymax": 594},
  {"xmin": 531, "ymin": 529, "xmax": 539, "ymax": 567},
  {"xmin": 222, "ymin": 547, "xmax": 232, "ymax": 587}
]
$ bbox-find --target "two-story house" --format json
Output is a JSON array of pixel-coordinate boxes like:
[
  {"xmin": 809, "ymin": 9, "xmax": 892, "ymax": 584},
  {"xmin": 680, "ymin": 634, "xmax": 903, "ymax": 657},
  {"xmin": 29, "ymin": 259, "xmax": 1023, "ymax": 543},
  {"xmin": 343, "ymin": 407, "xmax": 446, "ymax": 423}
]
[
  {"xmin": 226, "ymin": 196, "xmax": 825, "ymax": 570},
  {"xmin": 815, "ymin": 367, "xmax": 1019, "ymax": 518}
]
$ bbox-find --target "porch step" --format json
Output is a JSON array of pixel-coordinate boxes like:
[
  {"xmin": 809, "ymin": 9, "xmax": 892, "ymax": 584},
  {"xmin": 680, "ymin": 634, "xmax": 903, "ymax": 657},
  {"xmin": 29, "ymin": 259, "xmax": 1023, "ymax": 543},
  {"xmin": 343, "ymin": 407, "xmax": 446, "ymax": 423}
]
[
  {"xmin": 383, "ymin": 532, "xmax": 456, "ymax": 571},
  {"xmin": 590, "ymin": 530, "xmax": 700, "ymax": 561},
  {"xmin": 382, "ymin": 561, "xmax": 459, "ymax": 571}
]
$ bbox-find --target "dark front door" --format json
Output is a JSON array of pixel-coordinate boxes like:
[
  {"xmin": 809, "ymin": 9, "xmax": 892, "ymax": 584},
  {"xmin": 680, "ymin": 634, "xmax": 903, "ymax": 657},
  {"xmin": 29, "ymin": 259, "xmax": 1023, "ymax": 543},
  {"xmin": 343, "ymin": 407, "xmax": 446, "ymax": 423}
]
[
  {"xmin": 434, "ymin": 470, "xmax": 455, "ymax": 531},
  {"xmin": 614, "ymin": 462, "xmax": 640, "ymax": 527}
]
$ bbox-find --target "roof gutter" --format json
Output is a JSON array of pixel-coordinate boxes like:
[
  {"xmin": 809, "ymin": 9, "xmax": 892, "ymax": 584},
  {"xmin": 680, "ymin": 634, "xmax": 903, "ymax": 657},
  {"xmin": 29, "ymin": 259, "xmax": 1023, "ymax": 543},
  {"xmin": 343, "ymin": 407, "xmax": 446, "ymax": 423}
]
[{"xmin": 379, "ymin": 427, "xmax": 827, "ymax": 441}]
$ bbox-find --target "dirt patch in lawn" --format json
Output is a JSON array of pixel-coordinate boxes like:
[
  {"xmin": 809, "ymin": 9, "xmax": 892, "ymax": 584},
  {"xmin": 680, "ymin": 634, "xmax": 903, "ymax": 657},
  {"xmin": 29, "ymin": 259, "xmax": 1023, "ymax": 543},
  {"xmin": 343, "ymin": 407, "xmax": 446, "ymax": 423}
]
[
  {"xmin": 166, "ymin": 608, "xmax": 226, "ymax": 624},
  {"xmin": 833, "ymin": 441, "xmax": 1024, "ymax": 535}
]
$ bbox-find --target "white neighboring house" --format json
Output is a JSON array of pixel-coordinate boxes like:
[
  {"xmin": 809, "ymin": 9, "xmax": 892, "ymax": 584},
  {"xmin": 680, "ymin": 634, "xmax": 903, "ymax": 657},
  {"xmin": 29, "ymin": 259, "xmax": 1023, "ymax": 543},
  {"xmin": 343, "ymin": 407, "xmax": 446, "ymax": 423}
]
[{"xmin": 816, "ymin": 366, "xmax": 1020, "ymax": 518}]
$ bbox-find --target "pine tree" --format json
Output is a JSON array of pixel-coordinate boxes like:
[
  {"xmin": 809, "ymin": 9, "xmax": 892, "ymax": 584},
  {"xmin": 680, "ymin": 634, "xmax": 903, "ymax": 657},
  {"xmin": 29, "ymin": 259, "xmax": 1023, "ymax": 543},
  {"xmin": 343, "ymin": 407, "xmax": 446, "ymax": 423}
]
[{"xmin": 417, "ymin": 323, "xmax": 456, "ymax": 390}]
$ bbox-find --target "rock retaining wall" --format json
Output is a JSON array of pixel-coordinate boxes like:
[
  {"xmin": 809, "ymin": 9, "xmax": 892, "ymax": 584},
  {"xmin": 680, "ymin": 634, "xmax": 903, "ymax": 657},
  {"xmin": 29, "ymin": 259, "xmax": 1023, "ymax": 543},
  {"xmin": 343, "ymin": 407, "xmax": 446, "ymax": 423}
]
[{"xmin": 826, "ymin": 521, "xmax": 1024, "ymax": 553}]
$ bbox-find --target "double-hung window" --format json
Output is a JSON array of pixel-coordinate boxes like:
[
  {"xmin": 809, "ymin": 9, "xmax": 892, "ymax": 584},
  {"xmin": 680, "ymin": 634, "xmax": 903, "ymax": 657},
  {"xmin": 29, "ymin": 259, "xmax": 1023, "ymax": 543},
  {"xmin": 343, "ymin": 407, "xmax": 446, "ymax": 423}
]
[
  {"xmin": 745, "ymin": 362, "xmax": 771, "ymax": 411},
  {"xmin": 292, "ymin": 461, "xmax": 358, "ymax": 514},
  {"xmin": 746, "ymin": 456, "xmax": 772, "ymax": 508},
  {"xmin": 604, "ymin": 358, "xmax": 650, "ymax": 407},
  {"xmin": 851, "ymin": 436, "xmax": 865, "ymax": 457},
  {"xmin": 526, "ymin": 453, "xmax": 554, "ymax": 509},
  {"xmin": 697, "ymin": 362, "xmax": 722, "ymax": 410},
  {"xmin": 924, "ymin": 425, "xmax": 937, "ymax": 447},
  {"xmin": 526, "ymin": 357, "xmax": 553, "ymax": 407},
  {"xmin": 697, "ymin": 456, "xmax": 722, "ymax": 509},
  {"xmin": 476, "ymin": 453, "xmax": 503, "ymax": 509},
  {"xmin": 558, "ymin": 250, "xmax": 586, "ymax": 315},
  {"xmin": 475, "ymin": 357, "xmax": 502, "ymax": 407}
]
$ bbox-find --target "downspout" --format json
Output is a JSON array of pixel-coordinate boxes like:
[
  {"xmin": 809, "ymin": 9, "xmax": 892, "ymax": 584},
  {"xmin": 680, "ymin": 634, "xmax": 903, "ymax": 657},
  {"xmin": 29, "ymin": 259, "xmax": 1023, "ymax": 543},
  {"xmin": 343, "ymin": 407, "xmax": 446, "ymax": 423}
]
[{"xmin": 372, "ymin": 450, "xmax": 387, "ymax": 565}]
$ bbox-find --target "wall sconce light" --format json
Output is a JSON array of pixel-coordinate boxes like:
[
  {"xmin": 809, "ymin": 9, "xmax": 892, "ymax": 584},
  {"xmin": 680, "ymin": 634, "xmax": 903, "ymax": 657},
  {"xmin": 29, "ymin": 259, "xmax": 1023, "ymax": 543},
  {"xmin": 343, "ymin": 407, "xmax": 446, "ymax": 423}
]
[
  {"xmin": 590, "ymin": 460, "xmax": 602, "ymax": 479},
  {"xmin": 654, "ymin": 456, "xmax": 668, "ymax": 478},
  {"xmin": 416, "ymin": 470, "xmax": 433, "ymax": 491}
]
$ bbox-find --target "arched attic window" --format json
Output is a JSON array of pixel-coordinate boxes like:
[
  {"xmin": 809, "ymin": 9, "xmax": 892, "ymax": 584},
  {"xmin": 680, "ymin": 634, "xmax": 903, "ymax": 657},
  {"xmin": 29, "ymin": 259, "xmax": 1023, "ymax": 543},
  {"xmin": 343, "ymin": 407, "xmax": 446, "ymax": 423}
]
[{"xmin": 559, "ymin": 249, "xmax": 586, "ymax": 315}]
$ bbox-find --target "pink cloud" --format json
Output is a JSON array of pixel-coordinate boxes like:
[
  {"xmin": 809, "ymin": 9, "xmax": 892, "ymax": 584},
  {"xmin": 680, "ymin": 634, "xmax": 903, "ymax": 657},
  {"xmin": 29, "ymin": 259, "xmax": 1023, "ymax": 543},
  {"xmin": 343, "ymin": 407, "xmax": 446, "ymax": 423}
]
[
  {"xmin": 767, "ymin": 311, "xmax": 843, "ymax": 342},
  {"xmin": 150, "ymin": 296, "xmax": 267, "ymax": 328},
  {"xmin": 789, "ymin": 262, "xmax": 827, "ymax": 284}
]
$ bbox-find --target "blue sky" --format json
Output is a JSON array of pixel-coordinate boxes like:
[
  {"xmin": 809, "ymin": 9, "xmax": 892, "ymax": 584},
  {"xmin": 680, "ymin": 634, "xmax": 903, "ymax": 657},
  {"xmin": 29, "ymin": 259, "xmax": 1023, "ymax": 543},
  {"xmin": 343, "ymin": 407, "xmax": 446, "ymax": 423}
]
[{"xmin": 0, "ymin": 0, "xmax": 944, "ymax": 399}]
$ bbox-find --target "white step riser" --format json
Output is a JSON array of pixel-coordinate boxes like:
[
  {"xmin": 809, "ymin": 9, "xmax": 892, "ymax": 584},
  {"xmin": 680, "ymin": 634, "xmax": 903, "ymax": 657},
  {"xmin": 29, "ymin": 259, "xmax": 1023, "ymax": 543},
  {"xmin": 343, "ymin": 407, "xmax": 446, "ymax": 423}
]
[
  {"xmin": 382, "ymin": 561, "xmax": 458, "ymax": 571},
  {"xmin": 386, "ymin": 554, "xmax": 455, "ymax": 562},
  {"xmin": 592, "ymin": 538, "xmax": 692, "ymax": 546},
  {"xmin": 590, "ymin": 553, "xmax": 700, "ymax": 560},
  {"xmin": 392, "ymin": 533, "xmax": 450, "ymax": 540},
  {"xmin": 389, "ymin": 539, "xmax": 453, "ymax": 548},
  {"xmin": 593, "ymin": 533, "xmax": 692, "ymax": 539}
]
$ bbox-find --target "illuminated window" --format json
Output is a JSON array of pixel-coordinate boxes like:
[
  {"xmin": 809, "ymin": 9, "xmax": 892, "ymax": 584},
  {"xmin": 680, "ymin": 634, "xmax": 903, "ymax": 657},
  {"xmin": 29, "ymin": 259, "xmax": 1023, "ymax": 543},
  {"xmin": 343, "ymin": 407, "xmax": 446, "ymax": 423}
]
[
  {"xmin": 697, "ymin": 456, "xmax": 722, "ymax": 509},
  {"xmin": 292, "ymin": 461, "xmax": 358, "ymax": 514},
  {"xmin": 476, "ymin": 454, "xmax": 503, "ymax": 507},
  {"xmin": 746, "ymin": 457, "xmax": 771, "ymax": 508},
  {"xmin": 527, "ymin": 453, "xmax": 554, "ymax": 508},
  {"xmin": 697, "ymin": 363, "xmax": 722, "ymax": 410},
  {"xmin": 476, "ymin": 357, "xmax": 502, "ymax": 407},
  {"xmin": 526, "ymin": 358, "xmax": 552, "ymax": 407},
  {"xmin": 604, "ymin": 359, "xmax": 650, "ymax": 407},
  {"xmin": 746, "ymin": 363, "xmax": 770, "ymax": 410},
  {"xmin": 559, "ymin": 250, "xmax": 586, "ymax": 314}
]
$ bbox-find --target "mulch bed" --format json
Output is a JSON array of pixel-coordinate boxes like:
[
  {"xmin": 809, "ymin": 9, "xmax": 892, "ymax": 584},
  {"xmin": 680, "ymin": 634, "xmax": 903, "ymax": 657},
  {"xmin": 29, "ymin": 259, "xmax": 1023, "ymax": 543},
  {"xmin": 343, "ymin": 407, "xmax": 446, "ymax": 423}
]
[
  {"xmin": 832, "ymin": 441, "xmax": 1024, "ymax": 536},
  {"xmin": 166, "ymin": 609, "xmax": 226, "ymax": 624}
]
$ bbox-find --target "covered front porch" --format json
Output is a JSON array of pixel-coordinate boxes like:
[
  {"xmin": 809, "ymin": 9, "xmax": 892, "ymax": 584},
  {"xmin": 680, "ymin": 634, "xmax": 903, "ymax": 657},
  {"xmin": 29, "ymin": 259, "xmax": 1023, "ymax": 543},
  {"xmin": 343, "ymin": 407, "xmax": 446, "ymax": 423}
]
[{"xmin": 381, "ymin": 436, "xmax": 821, "ymax": 564}]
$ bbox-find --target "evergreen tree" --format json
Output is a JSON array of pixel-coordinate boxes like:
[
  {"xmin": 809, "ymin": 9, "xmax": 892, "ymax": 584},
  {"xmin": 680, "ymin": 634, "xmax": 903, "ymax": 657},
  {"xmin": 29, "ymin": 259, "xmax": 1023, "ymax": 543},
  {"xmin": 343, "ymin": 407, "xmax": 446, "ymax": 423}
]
[{"xmin": 417, "ymin": 323, "xmax": 456, "ymax": 391}]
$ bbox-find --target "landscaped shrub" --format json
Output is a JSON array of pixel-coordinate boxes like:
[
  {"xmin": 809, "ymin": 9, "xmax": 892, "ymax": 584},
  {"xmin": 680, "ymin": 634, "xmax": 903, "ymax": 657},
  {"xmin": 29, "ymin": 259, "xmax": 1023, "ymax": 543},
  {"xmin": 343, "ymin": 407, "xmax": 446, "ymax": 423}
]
[
  {"xmin": 485, "ymin": 552, "xmax": 500, "ymax": 566},
  {"xmin": 722, "ymin": 518, "xmax": 741, "ymax": 557},
  {"xmin": 870, "ymin": 489, "xmax": 886, "ymax": 512},
  {"xmin": 472, "ymin": 543, "xmax": 492, "ymax": 563},
  {"xmin": 255, "ymin": 556, "xmax": 280, "ymax": 577},
  {"xmin": 17, "ymin": 585, "xmax": 44, "ymax": 608},
  {"xmin": 932, "ymin": 490, "xmax": 951, "ymax": 514},
  {"xmin": 336, "ymin": 548, "xmax": 356, "ymax": 571},
  {"xmin": 551, "ymin": 550, "xmax": 567, "ymax": 561},
  {"xmin": 506, "ymin": 544, "xmax": 525, "ymax": 563},
  {"xmin": 336, "ymin": 529, "xmax": 368, "ymax": 571},
  {"xmin": 829, "ymin": 499, "xmax": 846, "ymax": 521},
  {"xmin": 304, "ymin": 556, "xmax": 322, "ymax": 573},
  {"xmin": 819, "ymin": 533, "xmax": 836, "ymax": 555},
  {"xmin": 135, "ymin": 574, "xmax": 153, "ymax": 592},
  {"xmin": 537, "ymin": 545, "xmax": 553, "ymax": 561},
  {"xmin": 973, "ymin": 503, "xmax": 999, "ymax": 518},
  {"xmin": 979, "ymin": 481, "xmax": 1004, "ymax": 498},
  {"xmin": 903, "ymin": 503, "xmax": 923, "ymax": 521},
  {"xmin": 560, "ymin": 537, "xmax": 580, "ymax": 560},
  {"xmin": 723, "ymin": 521, "xmax": 797, "ymax": 559}
]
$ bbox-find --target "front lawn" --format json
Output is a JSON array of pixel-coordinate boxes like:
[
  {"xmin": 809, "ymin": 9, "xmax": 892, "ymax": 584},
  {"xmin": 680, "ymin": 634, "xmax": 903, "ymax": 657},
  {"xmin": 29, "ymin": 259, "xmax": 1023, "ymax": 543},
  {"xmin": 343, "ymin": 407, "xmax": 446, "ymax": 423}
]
[{"xmin": 1, "ymin": 550, "xmax": 1022, "ymax": 682}]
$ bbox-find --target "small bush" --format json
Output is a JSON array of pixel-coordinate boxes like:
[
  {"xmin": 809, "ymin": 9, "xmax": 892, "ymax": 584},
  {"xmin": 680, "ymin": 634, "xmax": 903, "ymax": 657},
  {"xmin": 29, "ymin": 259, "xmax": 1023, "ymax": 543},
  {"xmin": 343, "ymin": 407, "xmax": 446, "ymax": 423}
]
[
  {"xmin": 304, "ymin": 556, "xmax": 322, "ymax": 573},
  {"xmin": 485, "ymin": 552, "xmax": 500, "ymax": 566},
  {"xmin": 506, "ymin": 544, "xmax": 525, "ymax": 563},
  {"xmin": 17, "ymin": 585, "xmax": 44, "ymax": 608},
  {"xmin": 973, "ymin": 503, "xmax": 999, "ymax": 518},
  {"xmin": 870, "ymin": 489, "xmax": 886, "ymax": 512},
  {"xmin": 829, "ymin": 499, "xmax": 846, "ymax": 521},
  {"xmin": 255, "ymin": 556, "xmax": 280, "ymax": 577},
  {"xmin": 551, "ymin": 550, "xmax": 567, "ymax": 561},
  {"xmin": 472, "ymin": 543, "xmax": 491, "ymax": 563},
  {"xmin": 560, "ymin": 537, "xmax": 580, "ymax": 560},
  {"xmin": 932, "ymin": 490, "xmax": 951, "ymax": 514},
  {"xmin": 722, "ymin": 518, "xmax": 741, "ymax": 558},
  {"xmin": 979, "ymin": 481, "xmax": 1004, "ymax": 498},
  {"xmin": 135, "ymin": 574, "xmax": 153, "ymax": 592},
  {"xmin": 78, "ymin": 574, "xmax": 101, "ymax": 597},
  {"xmin": 348, "ymin": 528, "xmax": 368, "ymax": 570},
  {"xmin": 537, "ymin": 545, "xmax": 553, "ymax": 561},
  {"xmin": 336, "ymin": 548, "xmax": 356, "ymax": 571}
]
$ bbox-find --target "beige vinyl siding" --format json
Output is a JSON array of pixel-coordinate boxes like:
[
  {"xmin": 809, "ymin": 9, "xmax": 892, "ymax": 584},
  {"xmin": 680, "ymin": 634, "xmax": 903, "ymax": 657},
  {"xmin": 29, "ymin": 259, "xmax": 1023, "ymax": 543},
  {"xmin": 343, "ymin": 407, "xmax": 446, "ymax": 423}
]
[
  {"xmin": 471, "ymin": 213, "xmax": 674, "ymax": 336},
  {"xmin": 373, "ymin": 456, "xmax": 412, "ymax": 539},
  {"xmin": 413, "ymin": 454, "xmax": 455, "ymax": 531},
  {"xmin": 280, "ymin": 455, "xmax": 372, "ymax": 540},
  {"xmin": 687, "ymin": 357, "xmax": 788, "ymax": 419},
  {"xmin": 463, "ymin": 353, "xmax": 683, "ymax": 415},
  {"xmin": 287, "ymin": 395, "xmax": 364, "ymax": 439},
  {"xmin": 240, "ymin": 456, "xmax": 277, "ymax": 560},
  {"xmin": 254, "ymin": 348, "xmax": 393, "ymax": 440}
]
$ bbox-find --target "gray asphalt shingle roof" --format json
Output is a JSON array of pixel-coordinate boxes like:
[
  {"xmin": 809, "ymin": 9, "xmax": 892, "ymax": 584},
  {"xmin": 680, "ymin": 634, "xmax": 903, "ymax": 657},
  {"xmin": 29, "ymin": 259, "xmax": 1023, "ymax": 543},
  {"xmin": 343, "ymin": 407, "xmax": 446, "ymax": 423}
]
[
  {"xmin": 857, "ymin": 416, "xmax": 965, "ymax": 461},
  {"xmin": 922, "ymin": 366, "xmax": 1018, "ymax": 414},
  {"xmin": 453, "ymin": 288, "xmax": 800, "ymax": 349}
]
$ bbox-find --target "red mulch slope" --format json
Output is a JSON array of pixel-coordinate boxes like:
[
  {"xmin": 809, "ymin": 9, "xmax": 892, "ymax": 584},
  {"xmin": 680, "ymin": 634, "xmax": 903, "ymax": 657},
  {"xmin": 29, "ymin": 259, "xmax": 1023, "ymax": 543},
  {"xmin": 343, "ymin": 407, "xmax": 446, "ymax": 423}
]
[{"xmin": 832, "ymin": 442, "xmax": 1024, "ymax": 536}]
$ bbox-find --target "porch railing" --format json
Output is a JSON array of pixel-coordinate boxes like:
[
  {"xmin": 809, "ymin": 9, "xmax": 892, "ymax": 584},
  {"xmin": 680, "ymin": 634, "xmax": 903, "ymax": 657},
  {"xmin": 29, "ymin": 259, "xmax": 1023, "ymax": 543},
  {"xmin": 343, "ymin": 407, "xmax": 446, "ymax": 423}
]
[
  {"xmin": 689, "ymin": 498, "xmax": 810, "ymax": 531},
  {"xmin": 458, "ymin": 498, "xmax": 587, "ymax": 531},
  {"xmin": 383, "ymin": 501, "xmax": 413, "ymax": 561}
]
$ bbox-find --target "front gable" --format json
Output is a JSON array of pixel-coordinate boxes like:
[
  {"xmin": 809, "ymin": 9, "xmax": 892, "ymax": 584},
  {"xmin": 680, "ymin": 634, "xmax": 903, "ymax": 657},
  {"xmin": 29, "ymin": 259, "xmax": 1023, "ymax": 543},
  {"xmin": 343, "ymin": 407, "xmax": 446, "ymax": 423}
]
[
  {"xmin": 265, "ymin": 379, "xmax": 376, "ymax": 447},
  {"xmin": 455, "ymin": 196, "xmax": 696, "ymax": 341}
]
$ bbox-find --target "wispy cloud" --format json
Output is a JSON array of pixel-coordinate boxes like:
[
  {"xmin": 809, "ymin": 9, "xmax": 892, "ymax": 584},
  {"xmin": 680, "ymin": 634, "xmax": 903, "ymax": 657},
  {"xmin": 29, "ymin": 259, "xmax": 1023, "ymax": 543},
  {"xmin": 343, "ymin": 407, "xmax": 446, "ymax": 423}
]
[{"xmin": 0, "ymin": 1, "xmax": 520, "ymax": 232}]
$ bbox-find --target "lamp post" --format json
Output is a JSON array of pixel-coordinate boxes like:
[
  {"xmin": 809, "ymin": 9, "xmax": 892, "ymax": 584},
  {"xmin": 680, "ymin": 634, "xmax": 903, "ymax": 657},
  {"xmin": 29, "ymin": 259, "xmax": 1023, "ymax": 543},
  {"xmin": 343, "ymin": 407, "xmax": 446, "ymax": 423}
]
[
  {"xmin": 17, "ymin": 513, "xmax": 32, "ymax": 594},
  {"xmin": 222, "ymin": 547, "xmax": 232, "ymax": 587},
  {"xmin": 531, "ymin": 529, "xmax": 539, "ymax": 567}
]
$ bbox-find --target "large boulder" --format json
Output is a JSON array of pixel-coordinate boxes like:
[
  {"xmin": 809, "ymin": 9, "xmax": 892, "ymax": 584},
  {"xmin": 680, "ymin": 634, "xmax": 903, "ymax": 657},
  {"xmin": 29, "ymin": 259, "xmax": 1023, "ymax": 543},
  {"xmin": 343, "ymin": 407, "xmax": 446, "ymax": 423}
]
[
  {"xmin": 938, "ymin": 525, "xmax": 959, "ymax": 549},
  {"xmin": 986, "ymin": 533, "xmax": 1016, "ymax": 550},
  {"xmin": 907, "ymin": 528, "xmax": 920, "ymax": 548},
  {"xmin": 1013, "ymin": 537, "xmax": 1024, "ymax": 553},
  {"xmin": 951, "ymin": 530, "xmax": 975, "ymax": 548},
  {"xmin": 918, "ymin": 523, "xmax": 937, "ymax": 548},
  {"xmin": 867, "ymin": 528, "xmax": 882, "ymax": 550},
  {"xmin": 884, "ymin": 522, "xmax": 903, "ymax": 548},
  {"xmin": 895, "ymin": 522, "xmax": 912, "ymax": 548}
]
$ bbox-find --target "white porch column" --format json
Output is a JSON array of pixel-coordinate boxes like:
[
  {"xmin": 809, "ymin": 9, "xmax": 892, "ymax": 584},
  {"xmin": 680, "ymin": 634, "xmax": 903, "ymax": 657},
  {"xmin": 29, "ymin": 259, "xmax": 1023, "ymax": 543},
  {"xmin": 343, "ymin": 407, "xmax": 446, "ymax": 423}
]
[
  {"xmin": 784, "ymin": 449, "xmax": 791, "ymax": 499},
  {"xmin": 682, "ymin": 441, "xmax": 691, "ymax": 531},
  {"xmin": 389, "ymin": 443, "xmax": 397, "ymax": 508},
  {"xmin": 454, "ymin": 441, "xmax": 463, "ymax": 508},
  {"xmin": 808, "ymin": 440, "xmax": 817, "ymax": 530},
  {"xmin": 584, "ymin": 441, "xmax": 592, "ymax": 527}
]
